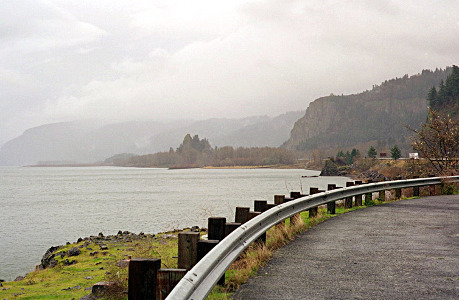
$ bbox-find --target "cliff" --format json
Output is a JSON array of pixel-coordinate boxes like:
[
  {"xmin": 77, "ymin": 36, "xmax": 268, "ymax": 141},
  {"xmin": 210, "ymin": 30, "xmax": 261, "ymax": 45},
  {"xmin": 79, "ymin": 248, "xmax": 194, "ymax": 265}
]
[{"xmin": 283, "ymin": 68, "xmax": 451, "ymax": 153}]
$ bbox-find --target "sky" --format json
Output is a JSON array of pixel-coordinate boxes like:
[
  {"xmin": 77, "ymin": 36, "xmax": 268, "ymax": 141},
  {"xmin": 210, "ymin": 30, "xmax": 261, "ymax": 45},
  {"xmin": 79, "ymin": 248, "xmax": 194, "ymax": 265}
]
[{"xmin": 1, "ymin": 0, "xmax": 458, "ymax": 145}]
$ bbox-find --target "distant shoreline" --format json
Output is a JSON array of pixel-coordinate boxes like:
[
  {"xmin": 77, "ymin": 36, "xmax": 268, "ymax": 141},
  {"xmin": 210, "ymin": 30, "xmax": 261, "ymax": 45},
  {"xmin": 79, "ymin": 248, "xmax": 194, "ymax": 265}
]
[{"xmin": 25, "ymin": 163, "xmax": 313, "ymax": 170}]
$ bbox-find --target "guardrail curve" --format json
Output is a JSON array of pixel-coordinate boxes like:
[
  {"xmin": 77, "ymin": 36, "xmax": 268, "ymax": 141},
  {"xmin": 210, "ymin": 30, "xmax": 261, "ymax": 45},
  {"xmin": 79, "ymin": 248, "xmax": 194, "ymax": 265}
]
[{"xmin": 166, "ymin": 176, "xmax": 459, "ymax": 300}]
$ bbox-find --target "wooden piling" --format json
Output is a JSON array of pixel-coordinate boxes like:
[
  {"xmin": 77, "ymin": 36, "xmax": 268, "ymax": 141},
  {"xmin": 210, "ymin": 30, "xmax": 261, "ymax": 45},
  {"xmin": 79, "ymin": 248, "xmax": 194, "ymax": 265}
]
[
  {"xmin": 235, "ymin": 207, "xmax": 250, "ymax": 224},
  {"xmin": 157, "ymin": 269, "xmax": 187, "ymax": 300},
  {"xmin": 345, "ymin": 182, "xmax": 354, "ymax": 208},
  {"xmin": 177, "ymin": 232, "xmax": 199, "ymax": 270},
  {"xmin": 128, "ymin": 258, "xmax": 161, "ymax": 300},
  {"xmin": 208, "ymin": 217, "xmax": 226, "ymax": 241},
  {"xmin": 327, "ymin": 184, "xmax": 336, "ymax": 214}
]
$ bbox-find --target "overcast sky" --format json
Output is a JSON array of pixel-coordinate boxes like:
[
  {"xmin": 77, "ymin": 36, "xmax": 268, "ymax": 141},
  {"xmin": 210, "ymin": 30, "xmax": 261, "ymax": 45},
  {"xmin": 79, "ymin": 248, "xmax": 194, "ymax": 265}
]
[{"xmin": 1, "ymin": 0, "xmax": 458, "ymax": 145}]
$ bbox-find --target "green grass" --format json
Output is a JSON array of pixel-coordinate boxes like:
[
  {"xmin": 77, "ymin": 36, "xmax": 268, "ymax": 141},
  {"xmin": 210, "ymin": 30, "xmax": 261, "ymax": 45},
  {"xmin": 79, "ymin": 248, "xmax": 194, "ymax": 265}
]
[{"xmin": 0, "ymin": 232, "xmax": 183, "ymax": 299}]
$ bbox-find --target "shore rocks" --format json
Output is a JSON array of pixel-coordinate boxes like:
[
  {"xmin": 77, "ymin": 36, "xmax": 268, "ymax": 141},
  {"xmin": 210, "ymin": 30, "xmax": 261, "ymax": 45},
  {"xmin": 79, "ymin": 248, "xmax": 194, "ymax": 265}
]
[{"xmin": 68, "ymin": 247, "xmax": 81, "ymax": 256}]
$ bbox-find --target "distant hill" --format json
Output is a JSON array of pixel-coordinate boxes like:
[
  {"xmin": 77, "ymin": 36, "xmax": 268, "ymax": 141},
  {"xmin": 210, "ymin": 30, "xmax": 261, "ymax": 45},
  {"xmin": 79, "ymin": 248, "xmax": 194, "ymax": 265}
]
[
  {"xmin": 283, "ymin": 68, "xmax": 452, "ymax": 155},
  {"xmin": 0, "ymin": 111, "xmax": 303, "ymax": 166}
]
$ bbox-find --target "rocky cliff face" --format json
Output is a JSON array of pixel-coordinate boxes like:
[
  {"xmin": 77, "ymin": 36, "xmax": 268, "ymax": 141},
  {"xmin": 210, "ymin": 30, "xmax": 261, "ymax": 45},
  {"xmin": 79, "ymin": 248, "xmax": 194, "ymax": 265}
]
[{"xmin": 283, "ymin": 68, "xmax": 451, "ymax": 152}]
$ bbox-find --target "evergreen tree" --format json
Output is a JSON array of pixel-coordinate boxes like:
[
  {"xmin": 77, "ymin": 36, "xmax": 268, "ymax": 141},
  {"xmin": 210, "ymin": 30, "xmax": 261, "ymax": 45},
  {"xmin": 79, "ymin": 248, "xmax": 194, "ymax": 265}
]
[
  {"xmin": 427, "ymin": 86, "xmax": 438, "ymax": 108},
  {"xmin": 367, "ymin": 146, "xmax": 377, "ymax": 158},
  {"xmin": 390, "ymin": 145, "xmax": 401, "ymax": 160}
]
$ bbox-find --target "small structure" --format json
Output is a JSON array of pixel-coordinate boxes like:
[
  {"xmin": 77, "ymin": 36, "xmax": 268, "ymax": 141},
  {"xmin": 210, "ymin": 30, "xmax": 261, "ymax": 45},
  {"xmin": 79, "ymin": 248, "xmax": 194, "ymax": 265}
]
[
  {"xmin": 409, "ymin": 153, "xmax": 419, "ymax": 159},
  {"xmin": 379, "ymin": 152, "xmax": 387, "ymax": 158}
]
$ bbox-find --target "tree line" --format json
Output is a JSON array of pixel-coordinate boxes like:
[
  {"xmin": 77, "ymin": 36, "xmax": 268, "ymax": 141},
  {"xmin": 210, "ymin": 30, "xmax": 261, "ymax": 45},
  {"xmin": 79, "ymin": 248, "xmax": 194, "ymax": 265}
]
[
  {"xmin": 113, "ymin": 134, "xmax": 295, "ymax": 168},
  {"xmin": 428, "ymin": 65, "xmax": 459, "ymax": 111}
]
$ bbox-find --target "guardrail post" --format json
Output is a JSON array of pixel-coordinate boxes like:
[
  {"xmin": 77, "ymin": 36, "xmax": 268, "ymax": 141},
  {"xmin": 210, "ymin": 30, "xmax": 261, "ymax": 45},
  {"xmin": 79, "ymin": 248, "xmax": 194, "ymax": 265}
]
[
  {"xmin": 253, "ymin": 200, "xmax": 268, "ymax": 243},
  {"xmin": 177, "ymin": 232, "xmax": 199, "ymax": 270},
  {"xmin": 274, "ymin": 195, "xmax": 285, "ymax": 205},
  {"xmin": 208, "ymin": 217, "xmax": 226, "ymax": 241},
  {"xmin": 308, "ymin": 188, "xmax": 319, "ymax": 217},
  {"xmin": 197, "ymin": 240, "xmax": 224, "ymax": 286},
  {"xmin": 235, "ymin": 207, "xmax": 250, "ymax": 224},
  {"xmin": 290, "ymin": 192, "xmax": 302, "ymax": 224},
  {"xmin": 267, "ymin": 203, "xmax": 277, "ymax": 210},
  {"xmin": 395, "ymin": 188, "xmax": 402, "ymax": 199},
  {"xmin": 274, "ymin": 195, "xmax": 285, "ymax": 225},
  {"xmin": 365, "ymin": 180, "xmax": 373, "ymax": 204},
  {"xmin": 327, "ymin": 184, "xmax": 336, "ymax": 214},
  {"xmin": 254, "ymin": 200, "xmax": 268, "ymax": 213},
  {"xmin": 413, "ymin": 185, "xmax": 420, "ymax": 197},
  {"xmin": 128, "ymin": 258, "xmax": 161, "ymax": 300},
  {"xmin": 225, "ymin": 222, "xmax": 241, "ymax": 237},
  {"xmin": 345, "ymin": 182, "xmax": 354, "ymax": 208},
  {"xmin": 354, "ymin": 181, "xmax": 363, "ymax": 206},
  {"xmin": 157, "ymin": 269, "xmax": 187, "ymax": 300}
]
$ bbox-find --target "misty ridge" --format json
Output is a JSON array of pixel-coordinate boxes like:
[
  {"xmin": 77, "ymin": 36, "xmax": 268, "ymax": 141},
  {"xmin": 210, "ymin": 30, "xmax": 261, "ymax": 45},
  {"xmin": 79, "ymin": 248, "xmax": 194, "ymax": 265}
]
[
  {"xmin": 0, "ymin": 111, "xmax": 303, "ymax": 166},
  {"xmin": 0, "ymin": 66, "xmax": 455, "ymax": 167}
]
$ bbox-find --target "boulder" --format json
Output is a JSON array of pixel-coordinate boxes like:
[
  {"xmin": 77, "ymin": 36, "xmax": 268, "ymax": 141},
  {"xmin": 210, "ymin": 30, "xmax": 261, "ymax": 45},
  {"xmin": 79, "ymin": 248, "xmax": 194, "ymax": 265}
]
[
  {"xmin": 68, "ymin": 247, "xmax": 81, "ymax": 256},
  {"xmin": 14, "ymin": 276, "xmax": 24, "ymax": 281}
]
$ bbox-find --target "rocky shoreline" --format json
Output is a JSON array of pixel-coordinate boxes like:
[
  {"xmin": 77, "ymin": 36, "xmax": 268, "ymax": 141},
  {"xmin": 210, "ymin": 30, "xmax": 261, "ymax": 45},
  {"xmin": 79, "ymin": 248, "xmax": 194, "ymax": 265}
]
[{"xmin": 4, "ymin": 227, "xmax": 202, "ymax": 283}]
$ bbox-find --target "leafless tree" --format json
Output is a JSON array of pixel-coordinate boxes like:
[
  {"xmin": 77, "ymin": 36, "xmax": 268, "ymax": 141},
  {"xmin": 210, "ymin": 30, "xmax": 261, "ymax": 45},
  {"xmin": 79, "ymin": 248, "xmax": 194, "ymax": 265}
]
[{"xmin": 408, "ymin": 109, "xmax": 459, "ymax": 175}]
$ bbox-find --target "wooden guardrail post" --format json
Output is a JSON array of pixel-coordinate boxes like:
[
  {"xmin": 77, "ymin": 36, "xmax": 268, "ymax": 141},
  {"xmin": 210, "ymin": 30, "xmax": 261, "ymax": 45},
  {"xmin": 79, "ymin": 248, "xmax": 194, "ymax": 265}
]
[
  {"xmin": 327, "ymin": 184, "xmax": 336, "ymax": 214},
  {"xmin": 208, "ymin": 217, "xmax": 226, "ymax": 241},
  {"xmin": 274, "ymin": 195, "xmax": 285, "ymax": 225},
  {"xmin": 274, "ymin": 195, "xmax": 285, "ymax": 205},
  {"xmin": 377, "ymin": 179, "xmax": 386, "ymax": 201},
  {"xmin": 354, "ymin": 180, "xmax": 362, "ymax": 206},
  {"xmin": 197, "ymin": 240, "xmax": 224, "ymax": 286},
  {"xmin": 267, "ymin": 203, "xmax": 276, "ymax": 210},
  {"xmin": 157, "ymin": 269, "xmax": 187, "ymax": 300},
  {"xmin": 365, "ymin": 180, "xmax": 373, "ymax": 204},
  {"xmin": 254, "ymin": 200, "xmax": 267, "ymax": 243},
  {"xmin": 128, "ymin": 258, "xmax": 161, "ymax": 300},
  {"xmin": 225, "ymin": 222, "xmax": 241, "ymax": 237},
  {"xmin": 395, "ymin": 188, "xmax": 402, "ymax": 199},
  {"xmin": 254, "ymin": 200, "xmax": 268, "ymax": 213},
  {"xmin": 177, "ymin": 232, "xmax": 199, "ymax": 270},
  {"xmin": 235, "ymin": 207, "xmax": 250, "ymax": 224},
  {"xmin": 412, "ymin": 176, "xmax": 420, "ymax": 197},
  {"xmin": 413, "ymin": 185, "xmax": 420, "ymax": 197},
  {"xmin": 308, "ymin": 188, "xmax": 319, "ymax": 218},
  {"xmin": 290, "ymin": 192, "xmax": 302, "ymax": 224},
  {"xmin": 345, "ymin": 182, "xmax": 354, "ymax": 208}
]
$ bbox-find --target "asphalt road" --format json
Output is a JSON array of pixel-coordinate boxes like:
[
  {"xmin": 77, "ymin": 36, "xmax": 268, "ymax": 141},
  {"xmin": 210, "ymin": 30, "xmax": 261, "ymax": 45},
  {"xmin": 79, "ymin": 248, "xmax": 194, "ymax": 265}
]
[{"xmin": 233, "ymin": 195, "xmax": 459, "ymax": 300}]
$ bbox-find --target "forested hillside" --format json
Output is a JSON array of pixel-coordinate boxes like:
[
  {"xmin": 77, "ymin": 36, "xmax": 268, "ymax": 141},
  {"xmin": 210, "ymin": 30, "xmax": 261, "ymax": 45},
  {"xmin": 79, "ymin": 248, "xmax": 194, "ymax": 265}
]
[{"xmin": 283, "ymin": 68, "xmax": 452, "ymax": 154}]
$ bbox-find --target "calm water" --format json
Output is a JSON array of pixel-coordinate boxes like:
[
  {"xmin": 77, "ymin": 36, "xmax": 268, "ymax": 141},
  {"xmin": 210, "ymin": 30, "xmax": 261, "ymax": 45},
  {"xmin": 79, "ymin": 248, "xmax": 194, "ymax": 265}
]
[{"xmin": 0, "ymin": 166, "xmax": 349, "ymax": 280}]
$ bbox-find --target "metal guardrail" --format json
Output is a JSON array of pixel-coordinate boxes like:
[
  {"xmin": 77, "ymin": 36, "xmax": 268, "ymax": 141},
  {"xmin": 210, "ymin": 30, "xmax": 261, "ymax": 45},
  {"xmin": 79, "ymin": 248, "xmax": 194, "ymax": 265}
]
[{"xmin": 166, "ymin": 176, "xmax": 459, "ymax": 300}]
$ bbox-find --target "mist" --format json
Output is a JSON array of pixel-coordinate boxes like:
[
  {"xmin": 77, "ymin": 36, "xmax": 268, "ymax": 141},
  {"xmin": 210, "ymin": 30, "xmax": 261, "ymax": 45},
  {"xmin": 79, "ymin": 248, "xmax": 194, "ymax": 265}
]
[{"xmin": 1, "ymin": 0, "xmax": 458, "ymax": 145}]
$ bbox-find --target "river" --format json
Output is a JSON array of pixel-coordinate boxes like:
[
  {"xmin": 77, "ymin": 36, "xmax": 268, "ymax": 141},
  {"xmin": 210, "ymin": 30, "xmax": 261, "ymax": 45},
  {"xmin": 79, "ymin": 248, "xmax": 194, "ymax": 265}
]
[{"xmin": 0, "ymin": 166, "xmax": 350, "ymax": 280}]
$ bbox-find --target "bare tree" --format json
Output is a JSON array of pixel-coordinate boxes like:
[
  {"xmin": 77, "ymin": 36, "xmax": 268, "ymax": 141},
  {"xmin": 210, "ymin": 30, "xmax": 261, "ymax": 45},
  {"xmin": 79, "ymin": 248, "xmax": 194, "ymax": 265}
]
[{"xmin": 408, "ymin": 109, "xmax": 459, "ymax": 175}]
